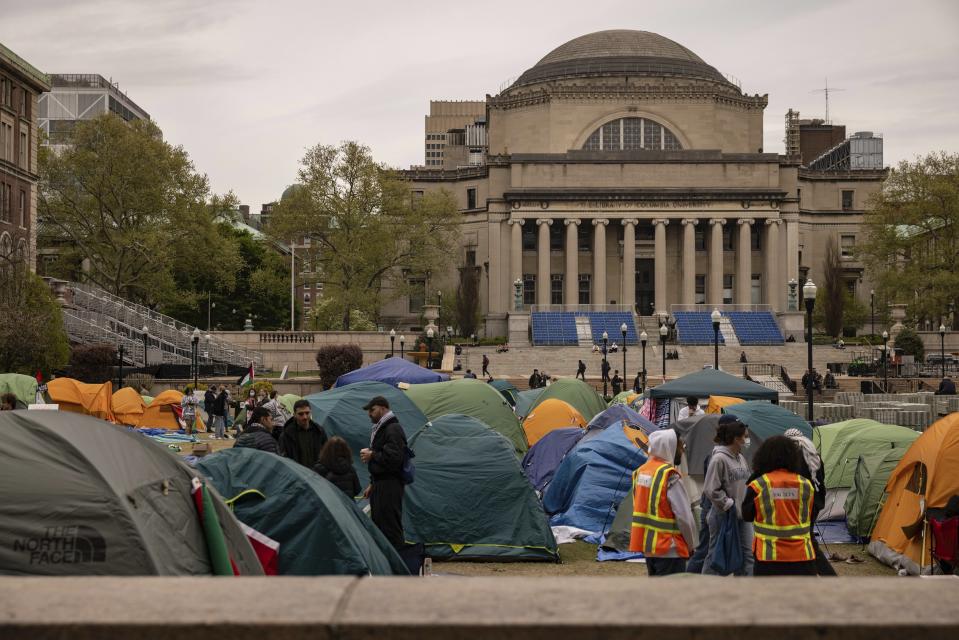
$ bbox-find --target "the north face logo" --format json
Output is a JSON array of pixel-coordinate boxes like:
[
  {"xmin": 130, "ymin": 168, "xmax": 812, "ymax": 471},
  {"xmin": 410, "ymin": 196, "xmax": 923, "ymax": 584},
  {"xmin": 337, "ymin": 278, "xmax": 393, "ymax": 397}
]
[{"xmin": 12, "ymin": 525, "xmax": 107, "ymax": 565}]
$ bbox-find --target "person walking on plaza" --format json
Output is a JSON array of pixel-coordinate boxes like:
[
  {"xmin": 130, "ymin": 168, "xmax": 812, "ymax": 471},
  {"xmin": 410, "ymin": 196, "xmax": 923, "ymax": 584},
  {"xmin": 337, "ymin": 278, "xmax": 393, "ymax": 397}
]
[
  {"xmin": 482, "ymin": 354, "xmax": 491, "ymax": 378},
  {"xmin": 701, "ymin": 415, "xmax": 754, "ymax": 575},
  {"xmin": 601, "ymin": 359, "xmax": 610, "ymax": 384},
  {"xmin": 278, "ymin": 399, "xmax": 329, "ymax": 468},
  {"xmin": 203, "ymin": 385, "xmax": 217, "ymax": 425},
  {"xmin": 611, "ymin": 370, "xmax": 622, "ymax": 395},
  {"xmin": 742, "ymin": 436, "xmax": 817, "ymax": 576},
  {"xmin": 576, "ymin": 360, "xmax": 586, "ymax": 380},
  {"xmin": 180, "ymin": 387, "xmax": 200, "ymax": 435},
  {"xmin": 235, "ymin": 407, "xmax": 278, "ymax": 454},
  {"xmin": 360, "ymin": 396, "xmax": 408, "ymax": 549},
  {"xmin": 784, "ymin": 428, "xmax": 837, "ymax": 576},
  {"xmin": 633, "ymin": 371, "xmax": 643, "ymax": 393},
  {"xmin": 629, "ymin": 429, "xmax": 697, "ymax": 576},
  {"xmin": 315, "ymin": 436, "xmax": 361, "ymax": 499}
]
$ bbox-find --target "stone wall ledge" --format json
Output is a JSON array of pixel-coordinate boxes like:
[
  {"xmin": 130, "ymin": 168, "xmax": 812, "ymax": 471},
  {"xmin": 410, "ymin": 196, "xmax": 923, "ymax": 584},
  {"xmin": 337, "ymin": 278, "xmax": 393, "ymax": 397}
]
[{"xmin": 2, "ymin": 576, "xmax": 958, "ymax": 640}]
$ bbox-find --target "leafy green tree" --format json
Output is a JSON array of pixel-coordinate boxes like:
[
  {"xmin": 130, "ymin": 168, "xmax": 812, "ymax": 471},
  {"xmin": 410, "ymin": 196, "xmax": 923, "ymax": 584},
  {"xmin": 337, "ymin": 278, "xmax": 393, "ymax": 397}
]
[
  {"xmin": 894, "ymin": 327, "xmax": 925, "ymax": 362},
  {"xmin": 860, "ymin": 152, "xmax": 959, "ymax": 327},
  {"xmin": 0, "ymin": 260, "xmax": 69, "ymax": 376},
  {"xmin": 267, "ymin": 141, "xmax": 461, "ymax": 330},
  {"xmin": 307, "ymin": 296, "xmax": 376, "ymax": 331},
  {"xmin": 821, "ymin": 237, "xmax": 845, "ymax": 338},
  {"xmin": 455, "ymin": 264, "xmax": 482, "ymax": 338},
  {"xmin": 842, "ymin": 291, "xmax": 868, "ymax": 334}
]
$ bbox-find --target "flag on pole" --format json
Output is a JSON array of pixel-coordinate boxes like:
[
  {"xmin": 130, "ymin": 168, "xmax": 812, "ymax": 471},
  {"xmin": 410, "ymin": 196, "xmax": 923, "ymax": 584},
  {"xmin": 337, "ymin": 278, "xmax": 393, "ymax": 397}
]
[{"xmin": 237, "ymin": 362, "xmax": 255, "ymax": 387}]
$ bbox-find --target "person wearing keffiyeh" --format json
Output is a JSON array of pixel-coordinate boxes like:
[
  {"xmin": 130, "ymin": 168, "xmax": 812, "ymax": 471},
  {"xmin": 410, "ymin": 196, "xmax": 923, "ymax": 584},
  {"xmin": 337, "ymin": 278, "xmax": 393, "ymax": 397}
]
[{"xmin": 784, "ymin": 427, "xmax": 837, "ymax": 576}]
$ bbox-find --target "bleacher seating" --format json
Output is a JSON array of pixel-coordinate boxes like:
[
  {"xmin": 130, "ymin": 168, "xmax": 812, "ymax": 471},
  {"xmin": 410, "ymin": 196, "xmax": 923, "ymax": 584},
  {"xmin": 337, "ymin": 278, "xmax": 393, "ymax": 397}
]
[
  {"xmin": 580, "ymin": 311, "xmax": 638, "ymax": 345},
  {"xmin": 530, "ymin": 311, "xmax": 638, "ymax": 346},
  {"xmin": 674, "ymin": 311, "xmax": 725, "ymax": 346},
  {"xmin": 726, "ymin": 311, "xmax": 785, "ymax": 345}
]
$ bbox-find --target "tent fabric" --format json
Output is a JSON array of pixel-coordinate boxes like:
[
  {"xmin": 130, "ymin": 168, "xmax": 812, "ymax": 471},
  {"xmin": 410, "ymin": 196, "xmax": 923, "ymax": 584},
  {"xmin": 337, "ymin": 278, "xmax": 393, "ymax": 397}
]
[
  {"xmin": 306, "ymin": 381, "xmax": 428, "ymax": 488},
  {"xmin": 706, "ymin": 395, "xmax": 745, "ymax": 414},
  {"xmin": 529, "ymin": 379, "xmax": 607, "ymax": 423},
  {"xmin": 522, "ymin": 399, "xmax": 586, "ymax": 447},
  {"xmin": 0, "ymin": 373, "xmax": 38, "ymax": 408},
  {"xmin": 404, "ymin": 379, "xmax": 526, "ymax": 456},
  {"xmin": 542, "ymin": 424, "xmax": 648, "ymax": 534},
  {"xmin": 609, "ymin": 391, "xmax": 640, "ymax": 407},
  {"xmin": 869, "ymin": 413, "xmax": 959, "ymax": 575},
  {"xmin": 111, "ymin": 387, "xmax": 147, "ymax": 426},
  {"xmin": 721, "ymin": 401, "xmax": 811, "ymax": 441},
  {"xmin": 198, "ymin": 448, "xmax": 407, "ymax": 575},
  {"xmin": 404, "ymin": 414, "xmax": 558, "ymax": 561},
  {"xmin": 47, "ymin": 378, "xmax": 115, "ymax": 421},
  {"xmin": 335, "ymin": 358, "xmax": 448, "ymax": 388},
  {"xmin": 514, "ymin": 389, "xmax": 544, "ymax": 420},
  {"xmin": 521, "ymin": 427, "xmax": 586, "ymax": 493},
  {"xmin": 648, "ymin": 369, "xmax": 778, "ymax": 402},
  {"xmin": 845, "ymin": 448, "xmax": 908, "ymax": 538},
  {"xmin": 137, "ymin": 389, "xmax": 206, "ymax": 432},
  {"xmin": 489, "ymin": 380, "xmax": 519, "ymax": 407},
  {"xmin": 0, "ymin": 411, "xmax": 262, "ymax": 575},
  {"xmin": 814, "ymin": 419, "xmax": 919, "ymax": 490},
  {"xmin": 278, "ymin": 394, "xmax": 301, "ymax": 415},
  {"xmin": 586, "ymin": 404, "xmax": 656, "ymax": 433}
]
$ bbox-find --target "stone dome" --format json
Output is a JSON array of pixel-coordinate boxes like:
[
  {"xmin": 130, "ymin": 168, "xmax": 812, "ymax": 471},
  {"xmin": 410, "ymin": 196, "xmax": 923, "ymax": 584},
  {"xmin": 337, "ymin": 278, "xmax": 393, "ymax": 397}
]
[{"xmin": 512, "ymin": 30, "xmax": 732, "ymax": 89}]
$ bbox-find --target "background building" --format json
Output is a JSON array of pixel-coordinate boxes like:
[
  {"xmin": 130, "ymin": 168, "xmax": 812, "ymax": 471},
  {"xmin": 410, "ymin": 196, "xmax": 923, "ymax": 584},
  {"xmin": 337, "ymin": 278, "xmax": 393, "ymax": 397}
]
[
  {"xmin": 0, "ymin": 42, "xmax": 49, "ymax": 272},
  {"xmin": 422, "ymin": 101, "xmax": 485, "ymax": 168}
]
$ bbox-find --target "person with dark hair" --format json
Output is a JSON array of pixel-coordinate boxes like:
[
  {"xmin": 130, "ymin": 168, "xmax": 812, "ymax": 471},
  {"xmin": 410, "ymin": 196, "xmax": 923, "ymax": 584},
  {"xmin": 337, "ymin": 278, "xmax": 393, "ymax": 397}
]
[
  {"xmin": 741, "ymin": 435, "xmax": 817, "ymax": 576},
  {"xmin": 633, "ymin": 371, "xmax": 644, "ymax": 393},
  {"xmin": 211, "ymin": 387, "xmax": 229, "ymax": 440},
  {"xmin": 203, "ymin": 385, "xmax": 217, "ymax": 425},
  {"xmin": 315, "ymin": 436, "xmax": 361, "ymax": 498},
  {"xmin": 180, "ymin": 387, "xmax": 200, "ymax": 435},
  {"xmin": 784, "ymin": 428, "xmax": 837, "ymax": 576},
  {"xmin": 701, "ymin": 415, "xmax": 754, "ymax": 575},
  {"xmin": 576, "ymin": 360, "xmax": 587, "ymax": 381},
  {"xmin": 528, "ymin": 369, "xmax": 543, "ymax": 389},
  {"xmin": 937, "ymin": 376, "xmax": 956, "ymax": 395},
  {"xmin": 611, "ymin": 370, "xmax": 622, "ymax": 395},
  {"xmin": 463, "ymin": 369, "xmax": 477, "ymax": 379},
  {"xmin": 482, "ymin": 354, "xmax": 491, "ymax": 378},
  {"xmin": 678, "ymin": 396, "xmax": 703, "ymax": 420},
  {"xmin": 359, "ymin": 395, "xmax": 408, "ymax": 549},
  {"xmin": 260, "ymin": 390, "xmax": 288, "ymax": 427},
  {"xmin": 278, "ymin": 399, "xmax": 328, "ymax": 468},
  {"xmin": 0, "ymin": 392, "xmax": 16, "ymax": 410},
  {"xmin": 235, "ymin": 406, "xmax": 278, "ymax": 454}
]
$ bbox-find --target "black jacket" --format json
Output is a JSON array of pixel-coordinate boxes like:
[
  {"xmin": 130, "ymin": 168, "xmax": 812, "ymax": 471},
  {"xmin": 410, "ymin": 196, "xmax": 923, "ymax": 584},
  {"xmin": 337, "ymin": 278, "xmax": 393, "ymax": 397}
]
[
  {"xmin": 277, "ymin": 417, "xmax": 329, "ymax": 468},
  {"xmin": 315, "ymin": 456, "xmax": 361, "ymax": 498},
  {"xmin": 235, "ymin": 423, "xmax": 278, "ymax": 454},
  {"xmin": 213, "ymin": 391, "xmax": 229, "ymax": 417},
  {"xmin": 528, "ymin": 373, "xmax": 541, "ymax": 389},
  {"xmin": 368, "ymin": 415, "xmax": 407, "ymax": 482},
  {"xmin": 937, "ymin": 379, "xmax": 957, "ymax": 395},
  {"xmin": 204, "ymin": 389, "xmax": 216, "ymax": 409},
  {"xmin": 611, "ymin": 375, "xmax": 622, "ymax": 394}
]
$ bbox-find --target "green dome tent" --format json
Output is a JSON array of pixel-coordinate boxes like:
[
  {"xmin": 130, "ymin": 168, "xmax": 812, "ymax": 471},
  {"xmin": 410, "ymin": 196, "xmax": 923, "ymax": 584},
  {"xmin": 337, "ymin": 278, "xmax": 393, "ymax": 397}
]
[
  {"xmin": 278, "ymin": 393, "xmax": 301, "ymax": 414},
  {"xmin": 488, "ymin": 379, "xmax": 519, "ymax": 407},
  {"xmin": 306, "ymin": 381, "xmax": 429, "ymax": 487},
  {"xmin": 198, "ymin": 448, "xmax": 407, "ymax": 576},
  {"xmin": 0, "ymin": 373, "xmax": 38, "ymax": 408},
  {"xmin": 404, "ymin": 414, "xmax": 558, "ymax": 562},
  {"xmin": 844, "ymin": 447, "xmax": 909, "ymax": 538},
  {"xmin": 528, "ymin": 378, "xmax": 607, "ymax": 423},
  {"xmin": 0, "ymin": 411, "xmax": 263, "ymax": 575},
  {"xmin": 404, "ymin": 379, "xmax": 527, "ymax": 455}
]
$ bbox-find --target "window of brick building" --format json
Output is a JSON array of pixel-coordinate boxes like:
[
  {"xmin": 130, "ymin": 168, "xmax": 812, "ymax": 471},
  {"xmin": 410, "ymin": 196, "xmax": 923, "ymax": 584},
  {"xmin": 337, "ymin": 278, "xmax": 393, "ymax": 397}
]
[
  {"xmin": 522, "ymin": 273, "xmax": 535, "ymax": 305},
  {"xmin": 578, "ymin": 274, "xmax": 591, "ymax": 304},
  {"xmin": 551, "ymin": 274, "xmax": 563, "ymax": 305},
  {"xmin": 722, "ymin": 226, "xmax": 734, "ymax": 251},
  {"xmin": 521, "ymin": 221, "xmax": 536, "ymax": 251},
  {"xmin": 19, "ymin": 190, "xmax": 25, "ymax": 228},
  {"xmin": 695, "ymin": 226, "xmax": 706, "ymax": 251},
  {"xmin": 842, "ymin": 190, "xmax": 854, "ymax": 210},
  {"xmin": 695, "ymin": 275, "xmax": 705, "ymax": 304},
  {"xmin": 840, "ymin": 234, "xmax": 855, "ymax": 258},
  {"xmin": 466, "ymin": 188, "xmax": 476, "ymax": 209},
  {"xmin": 19, "ymin": 131, "xmax": 27, "ymax": 168},
  {"xmin": 723, "ymin": 274, "xmax": 734, "ymax": 304}
]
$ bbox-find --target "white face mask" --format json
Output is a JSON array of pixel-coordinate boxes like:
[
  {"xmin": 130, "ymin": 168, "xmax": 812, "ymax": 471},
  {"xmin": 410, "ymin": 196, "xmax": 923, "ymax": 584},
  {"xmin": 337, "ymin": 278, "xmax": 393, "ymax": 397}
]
[{"xmin": 743, "ymin": 437, "xmax": 752, "ymax": 448}]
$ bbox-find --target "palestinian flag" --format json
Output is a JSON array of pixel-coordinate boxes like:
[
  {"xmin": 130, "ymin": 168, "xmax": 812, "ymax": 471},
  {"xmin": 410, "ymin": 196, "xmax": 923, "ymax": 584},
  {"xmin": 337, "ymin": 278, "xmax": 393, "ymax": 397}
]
[
  {"xmin": 191, "ymin": 477, "xmax": 239, "ymax": 576},
  {"xmin": 237, "ymin": 362, "xmax": 254, "ymax": 387}
]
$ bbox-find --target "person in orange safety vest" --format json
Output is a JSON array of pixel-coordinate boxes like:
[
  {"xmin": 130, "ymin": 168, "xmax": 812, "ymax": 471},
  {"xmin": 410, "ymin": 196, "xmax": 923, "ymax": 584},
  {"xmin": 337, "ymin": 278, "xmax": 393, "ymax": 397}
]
[
  {"xmin": 742, "ymin": 435, "xmax": 817, "ymax": 576},
  {"xmin": 629, "ymin": 429, "xmax": 697, "ymax": 576}
]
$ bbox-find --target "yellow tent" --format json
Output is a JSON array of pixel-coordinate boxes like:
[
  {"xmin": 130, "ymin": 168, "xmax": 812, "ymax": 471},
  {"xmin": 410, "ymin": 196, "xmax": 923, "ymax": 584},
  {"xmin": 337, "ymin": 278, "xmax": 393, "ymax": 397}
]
[
  {"xmin": 522, "ymin": 398, "xmax": 586, "ymax": 446},
  {"xmin": 706, "ymin": 395, "xmax": 745, "ymax": 414},
  {"xmin": 869, "ymin": 413, "xmax": 959, "ymax": 574},
  {"xmin": 47, "ymin": 378, "xmax": 115, "ymax": 421},
  {"xmin": 137, "ymin": 389, "xmax": 206, "ymax": 431},
  {"xmin": 111, "ymin": 387, "xmax": 147, "ymax": 426}
]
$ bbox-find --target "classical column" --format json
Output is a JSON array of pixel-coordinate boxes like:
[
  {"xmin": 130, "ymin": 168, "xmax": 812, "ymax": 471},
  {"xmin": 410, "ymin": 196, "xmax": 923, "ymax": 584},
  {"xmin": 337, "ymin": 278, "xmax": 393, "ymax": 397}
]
[
  {"xmin": 785, "ymin": 217, "xmax": 799, "ymax": 286},
  {"xmin": 621, "ymin": 219, "xmax": 638, "ymax": 310},
  {"xmin": 536, "ymin": 218, "xmax": 552, "ymax": 306},
  {"xmin": 592, "ymin": 219, "xmax": 609, "ymax": 306},
  {"xmin": 765, "ymin": 219, "xmax": 782, "ymax": 309},
  {"xmin": 709, "ymin": 218, "xmax": 725, "ymax": 305},
  {"xmin": 737, "ymin": 218, "xmax": 755, "ymax": 305},
  {"xmin": 487, "ymin": 218, "xmax": 504, "ymax": 313},
  {"xmin": 681, "ymin": 218, "xmax": 698, "ymax": 305},
  {"xmin": 509, "ymin": 218, "xmax": 524, "ymax": 287},
  {"xmin": 564, "ymin": 219, "xmax": 581, "ymax": 307},
  {"xmin": 653, "ymin": 218, "xmax": 669, "ymax": 315}
]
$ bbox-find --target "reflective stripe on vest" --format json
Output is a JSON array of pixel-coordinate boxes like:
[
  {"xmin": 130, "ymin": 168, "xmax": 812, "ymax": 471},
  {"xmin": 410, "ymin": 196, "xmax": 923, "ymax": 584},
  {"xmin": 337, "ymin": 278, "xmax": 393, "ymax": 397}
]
[
  {"xmin": 749, "ymin": 471, "xmax": 814, "ymax": 562},
  {"xmin": 629, "ymin": 459, "xmax": 687, "ymax": 557}
]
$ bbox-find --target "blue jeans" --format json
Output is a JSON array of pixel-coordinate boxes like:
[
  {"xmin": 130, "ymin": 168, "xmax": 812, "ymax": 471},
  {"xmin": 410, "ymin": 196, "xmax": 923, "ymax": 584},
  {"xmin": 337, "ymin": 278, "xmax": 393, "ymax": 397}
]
[
  {"xmin": 702, "ymin": 506, "xmax": 755, "ymax": 576},
  {"xmin": 685, "ymin": 497, "xmax": 711, "ymax": 574}
]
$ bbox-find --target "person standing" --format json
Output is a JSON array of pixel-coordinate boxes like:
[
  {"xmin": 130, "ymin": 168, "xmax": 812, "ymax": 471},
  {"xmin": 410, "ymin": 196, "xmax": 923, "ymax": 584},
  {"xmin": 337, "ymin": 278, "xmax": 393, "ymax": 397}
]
[
  {"xmin": 678, "ymin": 396, "xmax": 704, "ymax": 420},
  {"xmin": 611, "ymin": 370, "xmax": 622, "ymax": 395},
  {"xmin": 632, "ymin": 371, "xmax": 643, "ymax": 393},
  {"xmin": 601, "ymin": 359, "xmax": 611, "ymax": 384},
  {"xmin": 937, "ymin": 376, "xmax": 957, "ymax": 395},
  {"xmin": 576, "ymin": 360, "xmax": 586, "ymax": 381},
  {"xmin": 360, "ymin": 396, "xmax": 408, "ymax": 549},
  {"xmin": 203, "ymin": 385, "xmax": 217, "ymax": 426},
  {"xmin": 180, "ymin": 387, "xmax": 200, "ymax": 436},
  {"xmin": 315, "ymin": 436, "xmax": 361, "ymax": 499},
  {"xmin": 278, "ymin": 399, "xmax": 329, "ymax": 468},
  {"xmin": 742, "ymin": 436, "xmax": 817, "ymax": 576},
  {"xmin": 528, "ymin": 369, "xmax": 542, "ymax": 389},
  {"xmin": 784, "ymin": 428, "xmax": 837, "ymax": 576},
  {"xmin": 235, "ymin": 407, "xmax": 278, "ymax": 454},
  {"xmin": 701, "ymin": 415, "xmax": 754, "ymax": 576},
  {"xmin": 629, "ymin": 429, "xmax": 697, "ymax": 576},
  {"xmin": 211, "ymin": 387, "xmax": 229, "ymax": 440},
  {"xmin": 482, "ymin": 354, "xmax": 491, "ymax": 378}
]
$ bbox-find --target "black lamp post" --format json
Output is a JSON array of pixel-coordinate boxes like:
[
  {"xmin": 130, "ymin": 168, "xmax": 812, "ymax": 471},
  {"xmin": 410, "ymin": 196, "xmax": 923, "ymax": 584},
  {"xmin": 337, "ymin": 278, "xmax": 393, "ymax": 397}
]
[
  {"xmin": 870, "ymin": 289, "xmax": 875, "ymax": 339},
  {"xmin": 204, "ymin": 334, "xmax": 211, "ymax": 375},
  {"xmin": 711, "ymin": 308, "xmax": 721, "ymax": 370},
  {"xmin": 660, "ymin": 323, "xmax": 668, "ymax": 382},
  {"xmin": 390, "ymin": 329, "xmax": 396, "ymax": 358},
  {"xmin": 940, "ymin": 323, "xmax": 947, "ymax": 380},
  {"xmin": 426, "ymin": 328, "xmax": 434, "ymax": 370},
  {"xmin": 141, "ymin": 325, "xmax": 149, "ymax": 369},
  {"xmin": 400, "ymin": 335, "xmax": 405, "ymax": 360},
  {"xmin": 118, "ymin": 344, "xmax": 124, "ymax": 388},
  {"xmin": 437, "ymin": 291, "xmax": 442, "ymax": 330},
  {"xmin": 602, "ymin": 331, "xmax": 609, "ymax": 398},
  {"xmin": 620, "ymin": 322, "xmax": 628, "ymax": 381},
  {"xmin": 882, "ymin": 330, "xmax": 889, "ymax": 391},
  {"xmin": 640, "ymin": 330, "xmax": 648, "ymax": 391},
  {"xmin": 192, "ymin": 328, "xmax": 200, "ymax": 390},
  {"xmin": 803, "ymin": 279, "xmax": 817, "ymax": 423}
]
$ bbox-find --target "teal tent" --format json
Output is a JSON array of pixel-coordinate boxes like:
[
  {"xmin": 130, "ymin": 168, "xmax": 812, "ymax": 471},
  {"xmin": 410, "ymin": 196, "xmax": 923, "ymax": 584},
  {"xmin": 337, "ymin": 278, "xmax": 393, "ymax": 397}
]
[
  {"xmin": 529, "ymin": 379, "xmax": 608, "ymax": 423},
  {"xmin": 0, "ymin": 373, "xmax": 37, "ymax": 408},
  {"xmin": 649, "ymin": 369, "xmax": 778, "ymax": 402},
  {"xmin": 489, "ymin": 379, "xmax": 519, "ymax": 407},
  {"xmin": 514, "ymin": 389, "xmax": 543, "ymax": 420},
  {"xmin": 404, "ymin": 414, "xmax": 558, "ymax": 561},
  {"xmin": 198, "ymin": 448, "xmax": 407, "ymax": 576},
  {"xmin": 845, "ymin": 448, "xmax": 908, "ymax": 538},
  {"xmin": 721, "ymin": 400, "xmax": 811, "ymax": 440},
  {"xmin": 306, "ymin": 381, "xmax": 429, "ymax": 487}
]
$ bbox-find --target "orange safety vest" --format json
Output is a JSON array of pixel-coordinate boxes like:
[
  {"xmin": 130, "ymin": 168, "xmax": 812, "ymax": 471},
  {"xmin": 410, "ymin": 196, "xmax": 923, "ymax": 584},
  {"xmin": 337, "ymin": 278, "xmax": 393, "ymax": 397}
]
[
  {"xmin": 629, "ymin": 458, "xmax": 689, "ymax": 558},
  {"xmin": 748, "ymin": 469, "xmax": 815, "ymax": 562}
]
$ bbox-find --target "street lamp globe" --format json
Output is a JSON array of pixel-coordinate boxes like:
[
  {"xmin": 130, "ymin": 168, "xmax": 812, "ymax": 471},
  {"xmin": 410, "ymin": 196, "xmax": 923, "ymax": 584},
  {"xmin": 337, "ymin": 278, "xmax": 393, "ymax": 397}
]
[
  {"xmin": 620, "ymin": 322, "xmax": 628, "ymax": 335},
  {"xmin": 602, "ymin": 331, "xmax": 608, "ymax": 341},
  {"xmin": 390, "ymin": 329, "xmax": 396, "ymax": 338},
  {"xmin": 427, "ymin": 328, "xmax": 434, "ymax": 339},
  {"xmin": 659, "ymin": 323, "xmax": 668, "ymax": 338},
  {"xmin": 940, "ymin": 324, "xmax": 947, "ymax": 336},
  {"xmin": 204, "ymin": 334, "xmax": 211, "ymax": 341},
  {"xmin": 640, "ymin": 330, "xmax": 648, "ymax": 344},
  {"xmin": 882, "ymin": 330, "xmax": 888, "ymax": 340},
  {"xmin": 803, "ymin": 279, "xmax": 817, "ymax": 301},
  {"xmin": 711, "ymin": 308, "xmax": 721, "ymax": 324},
  {"xmin": 142, "ymin": 325, "xmax": 149, "ymax": 335},
  {"xmin": 192, "ymin": 328, "xmax": 201, "ymax": 341}
]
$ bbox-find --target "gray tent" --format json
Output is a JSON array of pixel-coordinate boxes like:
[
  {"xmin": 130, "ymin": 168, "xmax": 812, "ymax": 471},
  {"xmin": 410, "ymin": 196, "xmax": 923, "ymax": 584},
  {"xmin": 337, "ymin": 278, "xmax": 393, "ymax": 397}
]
[{"xmin": 0, "ymin": 411, "xmax": 263, "ymax": 575}]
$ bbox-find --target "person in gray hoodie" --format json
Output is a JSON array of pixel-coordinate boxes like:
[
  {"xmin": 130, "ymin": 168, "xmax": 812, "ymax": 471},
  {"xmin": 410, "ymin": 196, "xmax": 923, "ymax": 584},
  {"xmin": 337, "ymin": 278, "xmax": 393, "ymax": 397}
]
[{"xmin": 701, "ymin": 414, "xmax": 754, "ymax": 575}]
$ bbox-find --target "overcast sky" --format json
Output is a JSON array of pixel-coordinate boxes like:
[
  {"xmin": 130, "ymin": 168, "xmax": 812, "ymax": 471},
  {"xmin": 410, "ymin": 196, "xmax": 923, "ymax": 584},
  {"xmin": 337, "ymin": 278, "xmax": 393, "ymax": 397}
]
[{"xmin": 6, "ymin": 0, "xmax": 958, "ymax": 208}]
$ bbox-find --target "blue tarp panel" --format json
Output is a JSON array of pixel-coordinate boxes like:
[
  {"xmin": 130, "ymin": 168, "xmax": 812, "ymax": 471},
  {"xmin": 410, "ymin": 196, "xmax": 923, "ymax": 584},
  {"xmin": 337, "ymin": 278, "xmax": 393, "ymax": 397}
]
[
  {"xmin": 542, "ymin": 425, "xmax": 648, "ymax": 535},
  {"xmin": 336, "ymin": 358, "xmax": 449, "ymax": 388},
  {"xmin": 521, "ymin": 427, "xmax": 586, "ymax": 493},
  {"xmin": 587, "ymin": 405, "xmax": 656, "ymax": 433},
  {"xmin": 813, "ymin": 519, "xmax": 867, "ymax": 544}
]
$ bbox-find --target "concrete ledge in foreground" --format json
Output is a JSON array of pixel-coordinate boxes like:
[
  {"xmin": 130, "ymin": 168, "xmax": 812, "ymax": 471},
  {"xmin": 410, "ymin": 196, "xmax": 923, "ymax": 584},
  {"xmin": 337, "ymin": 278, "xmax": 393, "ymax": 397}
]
[{"xmin": 1, "ymin": 576, "xmax": 958, "ymax": 639}]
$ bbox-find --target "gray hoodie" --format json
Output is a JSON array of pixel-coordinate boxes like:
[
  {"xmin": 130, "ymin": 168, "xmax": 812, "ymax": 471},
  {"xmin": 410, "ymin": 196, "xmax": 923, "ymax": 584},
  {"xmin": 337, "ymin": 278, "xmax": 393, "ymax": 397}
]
[
  {"xmin": 702, "ymin": 444, "xmax": 751, "ymax": 516},
  {"xmin": 644, "ymin": 430, "xmax": 698, "ymax": 556}
]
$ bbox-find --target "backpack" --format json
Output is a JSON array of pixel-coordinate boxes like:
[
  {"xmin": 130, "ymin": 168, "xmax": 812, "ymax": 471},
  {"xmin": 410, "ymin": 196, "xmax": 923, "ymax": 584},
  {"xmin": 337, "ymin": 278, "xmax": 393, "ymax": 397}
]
[{"xmin": 401, "ymin": 445, "xmax": 416, "ymax": 484}]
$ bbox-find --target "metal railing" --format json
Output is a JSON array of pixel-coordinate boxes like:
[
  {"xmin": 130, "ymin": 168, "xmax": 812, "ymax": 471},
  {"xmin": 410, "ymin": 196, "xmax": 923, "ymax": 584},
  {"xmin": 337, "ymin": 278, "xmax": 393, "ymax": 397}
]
[
  {"xmin": 670, "ymin": 304, "xmax": 773, "ymax": 313},
  {"xmin": 529, "ymin": 304, "xmax": 634, "ymax": 313}
]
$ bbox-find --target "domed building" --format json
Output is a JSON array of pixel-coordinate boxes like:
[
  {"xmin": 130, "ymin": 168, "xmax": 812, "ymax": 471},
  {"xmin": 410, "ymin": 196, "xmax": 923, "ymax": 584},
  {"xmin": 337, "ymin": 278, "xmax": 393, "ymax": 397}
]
[{"xmin": 390, "ymin": 30, "xmax": 885, "ymax": 340}]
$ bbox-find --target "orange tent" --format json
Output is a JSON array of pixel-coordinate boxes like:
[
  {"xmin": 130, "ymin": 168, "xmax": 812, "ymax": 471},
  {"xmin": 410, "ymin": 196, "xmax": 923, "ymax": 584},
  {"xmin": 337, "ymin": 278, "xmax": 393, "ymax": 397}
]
[
  {"xmin": 47, "ymin": 378, "xmax": 115, "ymax": 421},
  {"xmin": 111, "ymin": 387, "xmax": 147, "ymax": 426},
  {"xmin": 137, "ymin": 389, "xmax": 206, "ymax": 431},
  {"xmin": 522, "ymin": 398, "xmax": 586, "ymax": 446},
  {"xmin": 706, "ymin": 395, "xmax": 745, "ymax": 414},
  {"xmin": 869, "ymin": 413, "xmax": 959, "ymax": 574}
]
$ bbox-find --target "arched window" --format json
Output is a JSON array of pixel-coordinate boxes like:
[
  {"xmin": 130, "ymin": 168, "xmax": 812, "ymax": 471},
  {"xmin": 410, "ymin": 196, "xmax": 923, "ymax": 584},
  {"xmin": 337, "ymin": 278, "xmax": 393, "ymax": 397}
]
[
  {"xmin": 582, "ymin": 117, "xmax": 683, "ymax": 151},
  {"xmin": 0, "ymin": 233, "xmax": 11, "ymax": 259},
  {"xmin": 15, "ymin": 238, "xmax": 27, "ymax": 261}
]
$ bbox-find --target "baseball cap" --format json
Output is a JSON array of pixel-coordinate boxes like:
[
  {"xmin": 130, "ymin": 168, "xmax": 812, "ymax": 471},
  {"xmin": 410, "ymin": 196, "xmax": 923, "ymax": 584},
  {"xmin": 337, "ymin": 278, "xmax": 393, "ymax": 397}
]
[{"xmin": 362, "ymin": 396, "xmax": 391, "ymax": 411}]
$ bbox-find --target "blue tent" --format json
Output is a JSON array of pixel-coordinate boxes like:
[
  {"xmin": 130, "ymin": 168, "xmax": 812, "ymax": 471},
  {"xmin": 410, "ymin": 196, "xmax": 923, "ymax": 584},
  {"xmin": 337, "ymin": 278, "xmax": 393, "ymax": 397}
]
[
  {"xmin": 587, "ymin": 404, "xmax": 655, "ymax": 432},
  {"xmin": 336, "ymin": 358, "xmax": 449, "ymax": 388},
  {"xmin": 542, "ymin": 425, "xmax": 648, "ymax": 534},
  {"xmin": 521, "ymin": 427, "xmax": 586, "ymax": 493}
]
